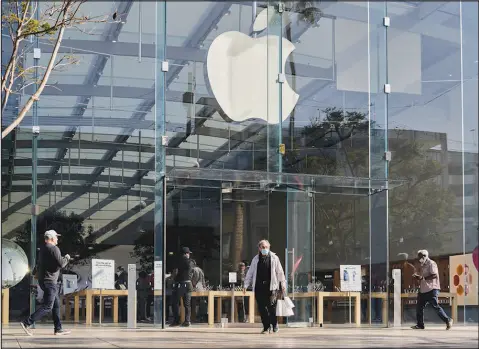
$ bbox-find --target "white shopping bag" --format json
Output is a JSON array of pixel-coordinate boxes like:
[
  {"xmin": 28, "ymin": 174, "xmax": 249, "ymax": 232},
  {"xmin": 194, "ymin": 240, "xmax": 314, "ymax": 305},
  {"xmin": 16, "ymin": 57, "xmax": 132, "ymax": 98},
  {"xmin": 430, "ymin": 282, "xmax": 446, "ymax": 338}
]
[
  {"xmin": 284, "ymin": 296, "xmax": 295, "ymax": 309},
  {"xmin": 276, "ymin": 299, "xmax": 294, "ymax": 317}
]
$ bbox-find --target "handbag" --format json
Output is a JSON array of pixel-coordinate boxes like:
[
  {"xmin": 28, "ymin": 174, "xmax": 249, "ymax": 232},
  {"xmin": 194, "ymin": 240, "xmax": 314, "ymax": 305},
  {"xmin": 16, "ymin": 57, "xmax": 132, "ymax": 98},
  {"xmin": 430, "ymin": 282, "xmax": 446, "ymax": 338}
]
[
  {"xmin": 284, "ymin": 296, "xmax": 295, "ymax": 309},
  {"xmin": 276, "ymin": 299, "xmax": 294, "ymax": 317}
]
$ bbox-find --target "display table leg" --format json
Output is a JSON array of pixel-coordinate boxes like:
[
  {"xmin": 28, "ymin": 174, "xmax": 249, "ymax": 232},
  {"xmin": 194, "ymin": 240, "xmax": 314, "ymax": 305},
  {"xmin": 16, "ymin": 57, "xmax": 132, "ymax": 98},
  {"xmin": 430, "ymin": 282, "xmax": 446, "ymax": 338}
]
[
  {"xmin": 85, "ymin": 291, "xmax": 93, "ymax": 325},
  {"xmin": 354, "ymin": 294, "xmax": 361, "ymax": 326},
  {"xmin": 317, "ymin": 294, "xmax": 324, "ymax": 326},
  {"xmin": 74, "ymin": 295, "xmax": 80, "ymax": 323},
  {"xmin": 2, "ymin": 289, "xmax": 9, "ymax": 325},
  {"xmin": 113, "ymin": 296, "xmax": 119, "ymax": 323},
  {"xmin": 248, "ymin": 294, "xmax": 255, "ymax": 324},
  {"xmin": 216, "ymin": 297, "xmax": 222, "ymax": 322},
  {"xmin": 208, "ymin": 293, "xmax": 214, "ymax": 326},
  {"xmin": 382, "ymin": 297, "xmax": 388, "ymax": 326}
]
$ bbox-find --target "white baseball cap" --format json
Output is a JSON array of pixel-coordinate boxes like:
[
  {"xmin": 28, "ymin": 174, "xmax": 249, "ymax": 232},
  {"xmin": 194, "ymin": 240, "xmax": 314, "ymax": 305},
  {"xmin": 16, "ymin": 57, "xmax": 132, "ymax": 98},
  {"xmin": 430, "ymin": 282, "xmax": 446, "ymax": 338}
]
[{"xmin": 44, "ymin": 230, "xmax": 61, "ymax": 239}]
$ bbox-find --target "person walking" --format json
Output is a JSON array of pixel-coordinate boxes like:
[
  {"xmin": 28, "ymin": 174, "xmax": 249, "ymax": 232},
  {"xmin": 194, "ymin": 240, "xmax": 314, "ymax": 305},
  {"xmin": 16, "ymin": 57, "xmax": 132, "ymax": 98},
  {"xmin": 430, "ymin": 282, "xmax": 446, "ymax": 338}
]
[
  {"xmin": 243, "ymin": 240, "xmax": 286, "ymax": 334},
  {"xmin": 170, "ymin": 247, "xmax": 194, "ymax": 327},
  {"xmin": 20, "ymin": 230, "xmax": 71, "ymax": 336},
  {"xmin": 411, "ymin": 250, "xmax": 453, "ymax": 330}
]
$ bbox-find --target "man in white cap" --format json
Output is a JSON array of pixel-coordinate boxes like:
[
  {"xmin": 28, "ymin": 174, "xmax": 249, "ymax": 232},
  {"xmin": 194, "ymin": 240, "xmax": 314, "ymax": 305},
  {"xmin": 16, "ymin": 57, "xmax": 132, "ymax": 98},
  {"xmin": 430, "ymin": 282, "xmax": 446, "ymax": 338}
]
[
  {"xmin": 20, "ymin": 230, "xmax": 71, "ymax": 336},
  {"xmin": 411, "ymin": 249, "xmax": 453, "ymax": 330}
]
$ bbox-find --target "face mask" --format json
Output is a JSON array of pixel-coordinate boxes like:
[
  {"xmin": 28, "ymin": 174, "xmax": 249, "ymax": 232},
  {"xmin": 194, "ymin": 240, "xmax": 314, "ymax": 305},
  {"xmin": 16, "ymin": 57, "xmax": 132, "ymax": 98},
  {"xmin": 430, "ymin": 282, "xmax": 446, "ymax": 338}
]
[
  {"xmin": 261, "ymin": 249, "xmax": 269, "ymax": 255},
  {"xmin": 419, "ymin": 257, "xmax": 425, "ymax": 264}
]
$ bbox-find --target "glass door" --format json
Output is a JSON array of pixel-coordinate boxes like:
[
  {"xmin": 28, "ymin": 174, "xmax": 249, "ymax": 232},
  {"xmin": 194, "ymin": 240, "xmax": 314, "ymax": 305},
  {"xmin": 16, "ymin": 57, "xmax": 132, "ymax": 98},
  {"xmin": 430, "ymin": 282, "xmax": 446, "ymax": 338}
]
[{"xmin": 285, "ymin": 189, "xmax": 315, "ymax": 327}]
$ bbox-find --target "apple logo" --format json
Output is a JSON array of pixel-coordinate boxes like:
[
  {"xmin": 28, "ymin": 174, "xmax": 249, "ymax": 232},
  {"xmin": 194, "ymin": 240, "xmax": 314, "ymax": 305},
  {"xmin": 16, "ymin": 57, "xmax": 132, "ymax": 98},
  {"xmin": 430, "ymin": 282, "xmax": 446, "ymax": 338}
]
[{"xmin": 206, "ymin": 8, "xmax": 299, "ymax": 124}]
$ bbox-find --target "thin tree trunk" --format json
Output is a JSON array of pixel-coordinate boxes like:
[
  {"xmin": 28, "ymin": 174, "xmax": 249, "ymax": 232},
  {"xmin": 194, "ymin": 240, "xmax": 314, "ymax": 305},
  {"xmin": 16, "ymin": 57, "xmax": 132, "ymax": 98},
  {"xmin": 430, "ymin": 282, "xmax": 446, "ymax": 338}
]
[
  {"xmin": 231, "ymin": 195, "xmax": 244, "ymax": 269},
  {"xmin": 2, "ymin": 12, "xmax": 67, "ymax": 139}
]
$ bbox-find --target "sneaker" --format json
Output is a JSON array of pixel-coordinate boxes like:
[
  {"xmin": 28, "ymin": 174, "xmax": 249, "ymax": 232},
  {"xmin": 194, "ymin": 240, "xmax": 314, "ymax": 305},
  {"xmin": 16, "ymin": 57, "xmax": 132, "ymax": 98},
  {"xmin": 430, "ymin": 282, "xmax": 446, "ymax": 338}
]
[
  {"xmin": 446, "ymin": 319, "xmax": 453, "ymax": 330},
  {"xmin": 411, "ymin": 325, "xmax": 425, "ymax": 330},
  {"xmin": 20, "ymin": 322, "xmax": 33, "ymax": 336},
  {"xmin": 272, "ymin": 326, "xmax": 279, "ymax": 333},
  {"xmin": 54, "ymin": 329, "xmax": 71, "ymax": 336},
  {"xmin": 260, "ymin": 328, "xmax": 269, "ymax": 334},
  {"xmin": 180, "ymin": 322, "xmax": 191, "ymax": 327}
]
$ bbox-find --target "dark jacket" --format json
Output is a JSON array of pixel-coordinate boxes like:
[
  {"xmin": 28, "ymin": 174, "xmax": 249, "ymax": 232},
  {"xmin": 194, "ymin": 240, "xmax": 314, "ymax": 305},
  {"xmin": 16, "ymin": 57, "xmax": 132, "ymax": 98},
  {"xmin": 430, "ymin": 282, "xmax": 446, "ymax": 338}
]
[
  {"xmin": 36, "ymin": 243, "xmax": 68, "ymax": 283},
  {"xmin": 175, "ymin": 255, "xmax": 194, "ymax": 283}
]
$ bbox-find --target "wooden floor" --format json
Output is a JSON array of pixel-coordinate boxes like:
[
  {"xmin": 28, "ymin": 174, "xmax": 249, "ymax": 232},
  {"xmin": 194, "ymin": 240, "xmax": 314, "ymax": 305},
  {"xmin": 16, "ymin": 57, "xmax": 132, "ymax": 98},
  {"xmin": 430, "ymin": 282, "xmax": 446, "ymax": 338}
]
[{"xmin": 2, "ymin": 324, "xmax": 477, "ymax": 348}]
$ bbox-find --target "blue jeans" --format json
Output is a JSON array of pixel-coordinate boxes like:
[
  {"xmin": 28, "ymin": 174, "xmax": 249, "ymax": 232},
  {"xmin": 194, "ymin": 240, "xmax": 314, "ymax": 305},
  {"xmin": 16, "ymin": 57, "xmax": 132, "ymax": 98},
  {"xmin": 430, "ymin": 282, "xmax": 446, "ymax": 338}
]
[
  {"xmin": 416, "ymin": 289, "xmax": 450, "ymax": 327},
  {"xmin": 24, "ymin": 281, "xmax": 62, "ymax": 331}
]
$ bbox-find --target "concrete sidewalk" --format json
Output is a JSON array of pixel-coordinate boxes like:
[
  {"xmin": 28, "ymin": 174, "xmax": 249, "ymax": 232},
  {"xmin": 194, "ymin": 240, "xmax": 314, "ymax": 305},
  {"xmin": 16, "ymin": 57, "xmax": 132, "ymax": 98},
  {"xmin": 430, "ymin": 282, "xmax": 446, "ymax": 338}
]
[{"xmin": 2, "ymin": 324, "xmax": 477, "ymax": 348}]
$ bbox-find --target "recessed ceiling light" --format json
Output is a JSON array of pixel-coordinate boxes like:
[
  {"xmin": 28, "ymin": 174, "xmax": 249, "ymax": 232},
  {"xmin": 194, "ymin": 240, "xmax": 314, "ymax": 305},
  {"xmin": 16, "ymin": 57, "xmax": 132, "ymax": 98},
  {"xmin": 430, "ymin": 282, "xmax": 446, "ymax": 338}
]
[{"xmin": 112, "ymin": 40, "xmax": 117, "ymax": 43}]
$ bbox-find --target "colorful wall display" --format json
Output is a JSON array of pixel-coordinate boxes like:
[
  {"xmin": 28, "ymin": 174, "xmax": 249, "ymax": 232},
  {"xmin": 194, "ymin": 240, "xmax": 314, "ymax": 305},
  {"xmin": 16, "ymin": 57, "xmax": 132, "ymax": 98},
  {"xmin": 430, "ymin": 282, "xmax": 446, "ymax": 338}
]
[{"xmin": 449, "ymin": 252, "xmax": 478, "ymax": 306}]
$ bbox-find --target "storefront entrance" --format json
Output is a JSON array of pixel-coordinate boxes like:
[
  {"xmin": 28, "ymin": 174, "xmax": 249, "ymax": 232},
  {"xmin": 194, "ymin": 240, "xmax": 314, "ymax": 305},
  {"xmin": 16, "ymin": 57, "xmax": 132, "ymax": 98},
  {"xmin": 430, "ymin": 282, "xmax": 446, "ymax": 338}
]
[{"xmin": 162, "ymin": 168, "xmax": 398, "ymax": 327}]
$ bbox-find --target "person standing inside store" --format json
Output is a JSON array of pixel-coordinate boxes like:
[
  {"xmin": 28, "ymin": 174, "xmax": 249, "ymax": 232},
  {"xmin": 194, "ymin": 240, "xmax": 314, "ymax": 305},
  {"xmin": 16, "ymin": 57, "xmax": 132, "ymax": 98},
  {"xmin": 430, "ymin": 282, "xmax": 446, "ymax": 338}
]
[
  {"xmin": 236, "ymin": 262, "xmax": 247, "ymax": 322},
  {"xmin": 411, "ymin": 250, "xmax": 453, "ymax": 330},
  {"xmin": 20, "ymin": 230, "xmax": 71, "ymax": 336},
  {"xmin": 137, "ymin": 271, "xmax": 150, "ymax": 322},
  {"xmin": 170, "ymin": 247, "xmax": 194, "ymax": 327},
  {"xmin": 243, "ymin": 240, "xmax": 286, "ymax": 334},
  {"xmin": 165, "ymin": 268, "xmax": 178, "ymax": 323},
  {"xmin": 115, "ymin": 266, "xmax": 128, "ymax": 322}
]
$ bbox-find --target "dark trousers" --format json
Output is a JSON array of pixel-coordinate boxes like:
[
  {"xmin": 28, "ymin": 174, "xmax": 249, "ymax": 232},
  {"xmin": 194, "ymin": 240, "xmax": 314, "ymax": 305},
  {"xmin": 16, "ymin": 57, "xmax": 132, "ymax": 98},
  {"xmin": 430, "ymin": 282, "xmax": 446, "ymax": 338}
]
[
  {"xmin": 255, "ymin": 284, "xmax": 277, "ymax": 331},
  {"xmin": 416, "ymin": 289, "xmax": 450, "ymax": 327},
  {"xmin": 172, "ymin": 282, "xmax": 192, "ymax": 323},
  {"xmin": 237, "ymin": 298, "xmax": 246, "ymax": 322},
  {"xmin": 24, "ymin": 281, "xmax": 62, "ymax": 331},
  {"xmin": 138, "ymin": 295, "xmax": 148, "ymax": 320},
  {"xmin": 147, "ymin": 294, "xmax": 153, "ymax": 318}
]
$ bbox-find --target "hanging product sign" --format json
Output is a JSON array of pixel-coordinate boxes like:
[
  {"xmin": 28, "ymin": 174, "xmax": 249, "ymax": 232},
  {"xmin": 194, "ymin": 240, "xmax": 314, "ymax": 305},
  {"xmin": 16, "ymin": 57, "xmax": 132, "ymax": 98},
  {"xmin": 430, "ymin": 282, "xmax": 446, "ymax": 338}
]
[
  {"xmin": 340, "ymin": 265, "xmax": 362, "ymax": 292},
  {"xmin": 92, "ymin": 259, "xmax": 115, "ymax": 290}
]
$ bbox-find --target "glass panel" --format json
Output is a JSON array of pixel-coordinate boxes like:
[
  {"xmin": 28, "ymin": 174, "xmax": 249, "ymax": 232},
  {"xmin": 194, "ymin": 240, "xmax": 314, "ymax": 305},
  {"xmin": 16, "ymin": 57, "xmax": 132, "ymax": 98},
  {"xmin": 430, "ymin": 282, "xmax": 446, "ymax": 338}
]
[
  {"xmin": 286, "ymin": 190, "xmax": 314, "ymax": 326},
  {"xmin": 387, "ymin": 1, "xmax": 466, "ymax": 326}
]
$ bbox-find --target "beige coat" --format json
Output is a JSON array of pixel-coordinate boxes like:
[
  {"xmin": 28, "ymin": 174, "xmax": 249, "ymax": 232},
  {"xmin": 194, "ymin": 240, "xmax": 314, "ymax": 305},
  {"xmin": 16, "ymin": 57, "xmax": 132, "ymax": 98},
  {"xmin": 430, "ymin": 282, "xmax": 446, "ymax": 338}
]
[{"xmin": 244, "ymin": 252, "xmax": 286, "ymax": 292}]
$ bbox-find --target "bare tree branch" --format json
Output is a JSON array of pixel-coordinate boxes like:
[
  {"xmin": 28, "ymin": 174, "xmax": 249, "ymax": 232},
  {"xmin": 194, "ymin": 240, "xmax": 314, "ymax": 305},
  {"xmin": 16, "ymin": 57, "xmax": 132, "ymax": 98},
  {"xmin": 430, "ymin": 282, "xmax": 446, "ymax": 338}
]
[{"xmin": 2, "ymin": 3, "xmax": 70, "ymax": 139}]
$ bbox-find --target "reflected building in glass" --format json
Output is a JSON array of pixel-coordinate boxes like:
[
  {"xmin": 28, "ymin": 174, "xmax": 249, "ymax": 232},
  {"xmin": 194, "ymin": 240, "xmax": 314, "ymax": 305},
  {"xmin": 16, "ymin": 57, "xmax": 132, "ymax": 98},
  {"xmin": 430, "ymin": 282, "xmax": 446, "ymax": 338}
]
[{"xmin": 1, "ymin": 1, "xmax": 478, "ymax": 327}]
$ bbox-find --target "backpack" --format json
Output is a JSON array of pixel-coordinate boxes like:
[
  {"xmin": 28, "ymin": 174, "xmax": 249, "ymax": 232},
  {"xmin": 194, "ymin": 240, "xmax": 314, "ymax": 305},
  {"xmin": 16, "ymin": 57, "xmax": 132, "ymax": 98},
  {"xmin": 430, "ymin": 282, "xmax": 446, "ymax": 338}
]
[{"xmin": 191, "ymin": 266, "xmax": 205, "ymax": 289}]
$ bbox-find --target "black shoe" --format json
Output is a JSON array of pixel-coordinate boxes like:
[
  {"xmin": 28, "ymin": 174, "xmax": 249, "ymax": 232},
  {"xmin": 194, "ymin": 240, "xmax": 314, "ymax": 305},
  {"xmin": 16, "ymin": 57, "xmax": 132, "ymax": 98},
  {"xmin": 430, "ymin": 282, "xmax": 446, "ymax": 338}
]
[
  {"xmin": 169, "ymin": 322, "xmax": 181, "ymax": 327},
  {"xmin": 181, "ymin": 322, "xmax": 191, "ymax": 327},
  {"xmin": 54, "ymin": 329, "xmax": 71, "ymax": 336},
  {"xmin": 446, "ymin": 319, "xmax": 453, "ymax": 330},
  {"xmin": 411, "ymin": 325, "xmax": 425, "ymax": 330},
  {"xmin": 261, "ymin": 328, "xmax": 270, "ymax": 334},
  {"xmin": 272, "ymin": 326, "xmax": 279, "ymax": 333},
  {"xmin": 20, "ymin": 322, "xmax": 33, "ymax": 336}
]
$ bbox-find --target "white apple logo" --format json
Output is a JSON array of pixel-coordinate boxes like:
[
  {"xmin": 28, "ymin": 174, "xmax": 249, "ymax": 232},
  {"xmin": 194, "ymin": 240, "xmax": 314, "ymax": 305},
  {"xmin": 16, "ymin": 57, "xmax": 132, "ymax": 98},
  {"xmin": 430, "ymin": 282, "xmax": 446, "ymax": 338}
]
[{"xmin": 206, "ymin": 8, "xmax": 299, "ymax": 124}]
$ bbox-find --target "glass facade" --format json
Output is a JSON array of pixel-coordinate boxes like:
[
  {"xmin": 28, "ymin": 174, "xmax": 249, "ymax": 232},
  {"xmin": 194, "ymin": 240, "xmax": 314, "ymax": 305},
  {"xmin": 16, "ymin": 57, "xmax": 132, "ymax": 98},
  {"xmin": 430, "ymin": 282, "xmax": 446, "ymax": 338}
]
[{"xmin": 2, "ymin": 1, "xmax": 477, "ymax": 327}]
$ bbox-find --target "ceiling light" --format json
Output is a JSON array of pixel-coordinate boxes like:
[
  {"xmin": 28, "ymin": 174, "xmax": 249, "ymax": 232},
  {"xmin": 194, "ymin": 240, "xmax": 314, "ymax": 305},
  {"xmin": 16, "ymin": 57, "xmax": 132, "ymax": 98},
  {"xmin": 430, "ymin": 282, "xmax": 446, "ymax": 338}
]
[
  {"xmin": 112, "ymin": 40, "xmax": 117, "ymax": 43},
  {"xmin": 225, "ymin": 10, "xmax": 231, "ymax": 16}
]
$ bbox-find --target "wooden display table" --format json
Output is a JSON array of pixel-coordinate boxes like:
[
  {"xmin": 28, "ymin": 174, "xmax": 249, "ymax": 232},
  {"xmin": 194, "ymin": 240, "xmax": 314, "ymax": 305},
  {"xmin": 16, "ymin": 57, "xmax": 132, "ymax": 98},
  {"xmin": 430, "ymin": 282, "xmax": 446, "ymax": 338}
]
[
  {"xmin": 316, "ymin": 291, "xmax": 361, "ymax": 327},
  {"xmin": 2, "ymin": 288, "xmax": 9, "ymax": 325},
  {"xmin": 64, "ymin": 289, "xmax": 255, "ymax": 327}
]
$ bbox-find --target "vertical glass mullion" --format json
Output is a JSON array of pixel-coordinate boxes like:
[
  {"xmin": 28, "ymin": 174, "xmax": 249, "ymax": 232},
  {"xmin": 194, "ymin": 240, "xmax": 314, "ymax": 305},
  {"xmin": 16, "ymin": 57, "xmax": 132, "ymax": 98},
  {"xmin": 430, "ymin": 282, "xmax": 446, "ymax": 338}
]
[{"xmin": 154, "ymin": 0, "xmax": 167, "ymax": 329}]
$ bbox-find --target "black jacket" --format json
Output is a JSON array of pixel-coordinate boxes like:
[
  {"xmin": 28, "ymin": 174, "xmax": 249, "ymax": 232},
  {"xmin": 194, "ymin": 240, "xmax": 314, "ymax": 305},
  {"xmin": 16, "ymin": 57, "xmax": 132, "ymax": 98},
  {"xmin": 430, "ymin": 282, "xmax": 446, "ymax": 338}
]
[
  {"xmin": 36, "ymin": 243, "xmax": 68, "ymax": 283},
  {"xmin": 175, "ymin": 255, "xmax": 194, "ymax": 283}
]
